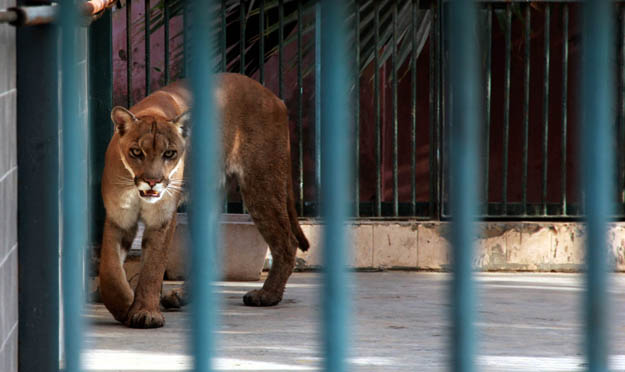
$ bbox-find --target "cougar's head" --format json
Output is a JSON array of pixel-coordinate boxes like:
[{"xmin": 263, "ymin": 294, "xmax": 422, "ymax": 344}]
[{"xmin": 111, "ymin": 106, "xmax": 190, "ymax": 203}]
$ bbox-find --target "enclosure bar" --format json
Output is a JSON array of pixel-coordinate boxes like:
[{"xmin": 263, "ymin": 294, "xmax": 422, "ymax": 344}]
[
  {"xmin": 411, "ymin": 0, "xmax": 417, "ymax": 216},
  {"xmin": 355, "ymin": 0, "xmax": 361, "ymax": 217},
  {"xmin": 60, "ymin": 2, "xmax": 86, "ymax": 371},
  {"xmin": 298, "ymin": 0, "xmax": 304, "ymax": 215},
  {"xmin": 189, "ymin": 0, "xmax": 220, "ymax": 371},
  {"xmin": 449, "ymin": 0, "xmax": 479, "ymax": 369},
  {"xmin": 429, "ymin": 0, "xmax": 440, "ymax": 219},
  {"xmin": 617, "ymin": 4, "xmax": 625, "ymax": 206},
  {"xmin": 522, "ymin": 4, "xmax": 530, "ymax": 216},
  {"xmin": 279, "ymin": 0, "xmax": 284, "ymax": 98},
  {"xmin": 315, "ymin": 3, "xmax": 322, "ymax": 213},
  {"xmin": 221, "ymin": 0, "xmax": 226, "ymax": 72},
  {"xmin": 320, "ymin": 1, "xmax": 351, "ymax": 371},
  {"xmin": 144, "ymin": 0, "xmax": 150, "ymax": 95},
  {"xmin": 502, "ymin": 4, "xmax": 511, "ymax": 215},
  {"xmin": 392, "ymin": 0, "xmax": 398, "ymax": 217},
  {"xmin": 259, "ymin": 0, "xmax": 265, "ymax": 84},
  {"xmin": 582, "ymin": 0, "xmax": 613, "ymax": 370},
  {"xmin": 374, "ymin": 1, "xmax": 381, "ymax": 217},
  {"xmin": 240, "ymin": 2, "xmax": 246, "ymax": 74},
  {"xmin": 221, "ymin": 0, "xmax": 228, "ymax": 213},
  {"xmin": 541, "ymin": 5, "xmax": 550, "ymax": 216},
  {"xmin": 164, "ymin": 0, "xmax": 170, "ymax": 84},
  {"xmin": 126, "ymin": 0, "xmax": 132, "ymax": 106},
  {"xmin": 484, "ymin": 4, "xmax": 492, "ymax": 214},
  {"xmin": 561, "ymin": 5, "xmax": 568, "ymax": 215}
]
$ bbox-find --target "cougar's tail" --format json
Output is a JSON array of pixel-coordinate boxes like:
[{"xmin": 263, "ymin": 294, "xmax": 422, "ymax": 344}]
[{"xmin": 287, "ymin": 168, "xmax": 309, "ymax": 251}]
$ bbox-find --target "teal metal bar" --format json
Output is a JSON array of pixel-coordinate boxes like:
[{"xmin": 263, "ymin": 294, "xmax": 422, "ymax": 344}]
[
  {"xmin": 188, "ymin": 1, "xmax": 220, "ymax": 371},
  {"xmin": 582, "ymin": 0, "xmax": 613, "ymax": 370},
  {"xmin": 320, "ymin": 0, "xmax": 351, "ymax": 370},
  {"xmin": 449, "ymin": 0, "xmax": 479, "ymax": 370},
  {"xmin": 60, "ymin": 1, "xmax": 86, "ymax": 371}
]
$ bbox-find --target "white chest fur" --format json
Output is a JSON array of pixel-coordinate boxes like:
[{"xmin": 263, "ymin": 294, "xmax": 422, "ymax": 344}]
[{"xmin": 108, "ymin": 188, "xmax": 177, "ymax": 230}]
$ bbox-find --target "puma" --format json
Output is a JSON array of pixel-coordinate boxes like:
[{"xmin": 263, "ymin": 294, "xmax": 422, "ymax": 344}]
[{"xmin": 99, "ymin": 72, "xmax": 309, "ymax": 328}]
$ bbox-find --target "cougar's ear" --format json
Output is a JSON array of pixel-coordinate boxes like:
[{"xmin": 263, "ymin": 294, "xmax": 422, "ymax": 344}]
[
  {"xmin": 171, "ymin": 111, "xmax": 191, "ymax": 138},
  {"xmin": 111, "ymin": 106, "xmax": 137, "ymax": 136}
]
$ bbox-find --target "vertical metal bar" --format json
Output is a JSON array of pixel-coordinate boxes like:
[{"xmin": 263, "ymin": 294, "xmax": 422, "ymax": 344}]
[
  {"xmin": 449, "ymin": 0, "xmax": 479, "ymax": 369},
  {"xmin": 502, "ymin": 4, "xmax": 511, "ymax": 215},
  {"xmin": 392, "ymin": 0, "xmax": 398, "ymax": 216},
  {"xmin": 298, "ymin": 0, "xmax": 304, "ymax": 215},
  {"xmin": 189, "ymin": 0, "xmax": 220, "ymax": 371},
  {"xmin": 561, "ymin": 5, "xmax": 569, "ymax": 215},
  {"xmin": 315, "ymin": 2, "xmax": 322, "ymax": 214},
  {"xmin": 145, "ymin": 0, "xmax": 151, "ymax": 95},
  {"xmin": 411, "ymin": 0, "xmax": 417, "ymax": 216},
  {"xmin": 617, "ymin": 4, "xmax": 625, "ymax": 209},
  {"xmin": 164, "ymin": 0, "xmax": 170, "ymax": 84},
  {"xmin": 355, "ymin": 0, "xmax": 360, "ymax": 217},
  {"xmin": 259, "ymin": 0, "xmax": 265, "ymax": 84},
  {"xmin": 484, "ymin": 4, "xmax": 492, "ymax": 214},
  {"xmin": 279, "ymin": 0, "xmax": 284, "ymax": 98},
  {"xmin": 127, "ymin": 0, "xmax": 133, "ymax": 107},
  {"xmin": 374, "ymin": 0, "xmax": 381, "ymax": 216},
  {"xmin": 221, "ymin": 0, "xmax": 226, "ymax": 72},
  {"xmin": 522, "ymin": 4, "xmax": 530, "ymax": 216},
  {"xmin": 429, "ymin": 0, "xmax": 440, "ymax": 219},
  {"xmin": 583, "ymin": 0, "xmax": 613, "ymax": 370},
  {"xmin": 240, "ymin": 1, "xmax": 246, "ymax": 74},
  {"xmin": 542, "ymin": 5, "xmax": 550, "ymax": 216},
  {"xmin": 320, "ymin": 1, "xmax": 351, "ymax": 370},
  {"xmin": 60, "ymin": 1, "xmax": 86, "ymax": 371},
  {"xmin": 17, "ymin": 11, "xmax": 59, "ymax": 372}
]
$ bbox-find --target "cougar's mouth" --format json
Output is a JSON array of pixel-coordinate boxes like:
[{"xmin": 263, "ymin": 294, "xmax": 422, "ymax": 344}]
[{"xmin": 139, "ymin": 190, "xmax": 161, "ymax": 198}]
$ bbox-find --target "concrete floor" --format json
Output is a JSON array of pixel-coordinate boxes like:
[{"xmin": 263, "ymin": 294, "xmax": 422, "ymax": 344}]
[{"xmin": 84, "ymin": 272, "xmax": 625, "ymax": 371}]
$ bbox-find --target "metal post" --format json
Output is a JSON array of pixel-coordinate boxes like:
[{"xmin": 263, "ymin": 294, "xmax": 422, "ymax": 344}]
[
  {"xmin": 17, "ymin": 6, "xmax": 59, "ymax": 372},
  {"xmin": 582, "ymin": 0, "xmax": 613, "ymax": 370},
  {"xmin": 60, "ymin": 0, "xmax": 87, "ymax": 371},
  {"xmin": 188, "ymin": 1, "xmax": 220, "ymax": 371},
  {"xmin": 320, "ymin": 0, "xmax": 351, "ymax": 371},
  {"xmin": 449, "ymin": 0, "xmax": 479, "ymax": 370}
]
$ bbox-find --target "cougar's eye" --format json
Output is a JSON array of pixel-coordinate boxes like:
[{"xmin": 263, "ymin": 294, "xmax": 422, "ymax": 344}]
[
  {"xmin": 129, "ymin": 148, "xmax": 143, "ymax": 158},
  {"xmin": 163, "ymin": 149, "xmax": 177, "ymax": 159}
]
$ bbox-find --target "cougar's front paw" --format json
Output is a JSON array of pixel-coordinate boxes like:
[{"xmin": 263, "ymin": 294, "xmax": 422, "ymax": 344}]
[
  {"xmin": 243, "ymin": 289, "xmax": 282, "ymax": 307},
  {"xmin": 125, "ymin": 307, "xmax": 165, "ymax": 328}
]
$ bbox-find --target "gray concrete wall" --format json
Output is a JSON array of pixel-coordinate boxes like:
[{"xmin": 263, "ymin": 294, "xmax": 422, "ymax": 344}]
[{"xmin": 0, "ymin": 0, "xmax": 18, "ymax": 371}]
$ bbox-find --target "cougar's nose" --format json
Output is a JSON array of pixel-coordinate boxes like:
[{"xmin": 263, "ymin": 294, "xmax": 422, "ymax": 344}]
[{"xmin": 144, "ymin": 177, "xmax": 162, "ymax": 187}]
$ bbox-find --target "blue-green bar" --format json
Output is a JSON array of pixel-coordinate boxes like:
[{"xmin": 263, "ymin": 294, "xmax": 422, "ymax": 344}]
[
  {"xmin": 188, "ymin": 1, "xmax": 220, "ymax": 371},
  {"xmin": 582, "ymin": 0, "xmax": 613, "ymax": 370},
  {"xmin": 320, "ymin": 0, "xmax": 351, "ymax": 371},
  {"xmin": 60, "ymin": 2, "xmax": 86, "ymax": 371},
  {"xmin": 449, "ymin": 0, "xmax": 479, "ymax": 370}
]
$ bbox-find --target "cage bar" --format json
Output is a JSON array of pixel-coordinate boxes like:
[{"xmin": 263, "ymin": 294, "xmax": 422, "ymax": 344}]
[
  {"xmin": 522, "ymin": 4, "xmax": 530, "ymax": 216},
  {"xmin": 60, "ymin": 1, "xmax": 86, "ymax": 371},
  {"xmin": 320, "ymin": 1, "xmax": 351, "ymax": 370},
  {"xmin": 449, "ymin": 0, "xmax": 479, "ymax": 370},
  {"xmin": 484, "ymin": 4, "xmax": 492, "ymax": 214},
  {"xmin": 188, "ymin": 0, "xmax": 220, "ymax": 371},
  {"xmin": 126, "ymin": 0, "xmax": 132, "ymax": 106},
  {"xmin": 164, "ymin": 0, "xmax": 170, "ymax": 84},
  {"xmin": 502, "ymin": 4, "xmax": 511, "ymax": 215},
  {"xmin": 582, "ymin": 0, "xmax": 613, "ymax": 370},
  {"xmin": 542, "ymin": 5, "xmax": 551, "ymax": 216},
  {"xmin": 561, "ymin": 4, "xmax": 569, "ymax": 215},
  {"xmin": 145, "ymin": 0, "xmax": 150, "ymax": 95}
]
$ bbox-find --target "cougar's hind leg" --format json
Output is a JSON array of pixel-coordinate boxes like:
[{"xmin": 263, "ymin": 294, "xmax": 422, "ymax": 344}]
[{"xmin": 239, "ymin": 175, "xmax": 298, "ymax": 306}]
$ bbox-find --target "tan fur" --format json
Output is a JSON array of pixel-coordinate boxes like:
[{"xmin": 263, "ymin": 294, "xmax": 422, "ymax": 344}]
[{"xmin": 99, "ymin": 73, "xmax": 309, "ymax": 328}]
